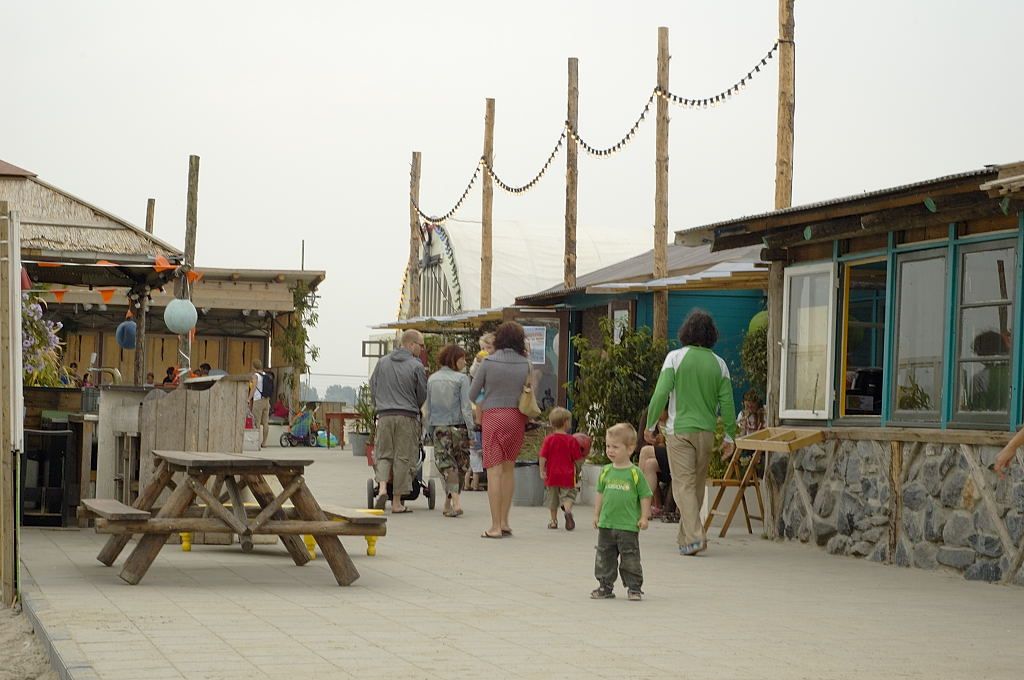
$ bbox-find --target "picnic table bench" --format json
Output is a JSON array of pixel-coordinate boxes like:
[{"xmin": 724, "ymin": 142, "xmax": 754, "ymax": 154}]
[{"xmin": 79, "ymin": 450, "xmax": 387, "ymax": 586}]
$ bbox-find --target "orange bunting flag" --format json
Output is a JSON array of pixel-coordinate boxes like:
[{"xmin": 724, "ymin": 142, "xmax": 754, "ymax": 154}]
[
  {"xmin": 98, "ymin": 288, "xmax": 116, "ymax": 303},
  {"xmin": 37, "ymin": 262, "xmax": 64, "ymax": 268},
  {"xmin": 185, "ymin": 270, "xmax": 204, "ymax": 283},
  {"xmin": 153, "ymin": 254, "xmax": 175, "ymax": 272},
  {"xmin": 52, "ymin": 289, "xmax": 67, "ymax": 303},
  {"xmin": 96, "ymin": 260, "xmax": 117, "ymax": 267}
]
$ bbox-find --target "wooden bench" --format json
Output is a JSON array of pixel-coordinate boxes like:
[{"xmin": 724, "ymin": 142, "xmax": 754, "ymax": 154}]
[{"xmin": 79, "ymin": 498, "xmax": 151, "ymax": 522}]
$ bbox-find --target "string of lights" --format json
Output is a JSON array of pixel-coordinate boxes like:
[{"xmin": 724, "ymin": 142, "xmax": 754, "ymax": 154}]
[
  {"xmin": 566, "ymin": 92, "xmax": 655, "ymax": 157},
  {"xmin": 481, "ymin": 129, "xmax": 567, "ymax": 195},
  {"xmin": 411, "ymin": 164, "xmax": 482, "ymax": 224},
  {"xmin": 657, "ymin": 41, "xmax": 779, "ymax": 108},
  {"xmin": 410, "ymin": 38, "xmax": 779, "ymax": 223}
]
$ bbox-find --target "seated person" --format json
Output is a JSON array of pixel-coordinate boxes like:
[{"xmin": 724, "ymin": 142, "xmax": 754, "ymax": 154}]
[{"xmin": 636, "ymin": 408, "xmax": 673, "ymax": 518}]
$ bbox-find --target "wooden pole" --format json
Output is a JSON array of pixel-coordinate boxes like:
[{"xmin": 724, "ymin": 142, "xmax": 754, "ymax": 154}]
[
  {"xmin": 764, "ymin": 0, "xmax": 797, "ymax": 538},
  {"xmin": 774, "ymin": 0, "xmax": 796, "ymax": 211},
  {"xmin": 407, "ymin": 151, "xmax": 422, "ymax": 318},
  {"xmin": 652, "ymin": 27, "xmax": 670, "ymax": 340},
  {"xmin": 0, "ymin": 201, "xmax": 18, "ymax": 605},
  {"xmin": 176, "ymin": 156, "xmax": 199, "ymax": 378},
  {"xmin": 564, "ymin": 57, "xmax": 579, "ymax": 290},
  {"xmin": 134, "ymin": 198, "xmax": 155, "ymax": 385},
  {"xmin": 481, "ymin": 98, "xmax": 495, "ymax": 309}
]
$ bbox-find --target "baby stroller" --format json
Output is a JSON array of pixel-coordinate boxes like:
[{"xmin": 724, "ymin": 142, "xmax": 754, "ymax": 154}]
[
  {"xmin": 279, "ymin": 409, "xmax": 317, "ymax": 447},
  {"xmin": 366, "ymin": 444, "xmax": 436, "ymax": 510}
]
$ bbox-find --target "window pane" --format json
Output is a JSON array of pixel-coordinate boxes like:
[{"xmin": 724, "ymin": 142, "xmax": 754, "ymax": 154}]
[
  {"xmin": 785, "ymin": 271, "xmax": 831, "ymax": 413},
  {"xmin": 958, "ymin": 360, "xmax": 1010, "ymax": 413},
  {"xmin": 843, "ymin": 261, "xmax": 887, "ymax": 416},
  {"xmin": 893, "ymin": 256, "xmax": 946, "ymax": 416},
  {"xmin": 959, "ymin": 306, "xmax": 1011, "ymax": 360},
  {"xmin": 962, "ymin": 247, "xmax": 1014, "ymax": 304}
]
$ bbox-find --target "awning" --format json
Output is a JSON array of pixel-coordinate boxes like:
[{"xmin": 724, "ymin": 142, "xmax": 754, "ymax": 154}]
[
  {"xmin": 585, "ymin": 262, "xmax": 767, "ymax": 294},
  {"xmin": 373, "ymin": 308, "xmax": 506, "ymax": 333}
]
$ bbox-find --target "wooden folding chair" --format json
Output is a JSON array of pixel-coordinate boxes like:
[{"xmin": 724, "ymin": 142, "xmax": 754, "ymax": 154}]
[{"xmin": 703, "ymin": 445, "xmax": 765, "ymax": 537}]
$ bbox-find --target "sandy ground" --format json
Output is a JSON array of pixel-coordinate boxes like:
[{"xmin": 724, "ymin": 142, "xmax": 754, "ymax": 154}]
[{"xmin": 0, "ymin": 606, "xmax": 58, "ymax": 680}]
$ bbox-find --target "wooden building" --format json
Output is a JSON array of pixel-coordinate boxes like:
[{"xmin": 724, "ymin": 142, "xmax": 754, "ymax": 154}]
[{"xmin": 679, "ymin": 162, "xmax": 1024, "ymax": 584}]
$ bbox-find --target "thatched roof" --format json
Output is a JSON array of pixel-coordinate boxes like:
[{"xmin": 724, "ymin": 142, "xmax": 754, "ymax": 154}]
[{"xmin": 0, "ymin": 160, "xmax": 181, "ymax": 261}]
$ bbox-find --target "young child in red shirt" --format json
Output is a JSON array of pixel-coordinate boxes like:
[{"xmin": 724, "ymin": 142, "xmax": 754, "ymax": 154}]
[{"xmin": 539, "ymin": 407, "xmax": 585, "ymax": 531}]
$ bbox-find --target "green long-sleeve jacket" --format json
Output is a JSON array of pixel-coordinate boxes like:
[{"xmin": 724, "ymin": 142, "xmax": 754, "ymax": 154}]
[{"xmin": 645, "ymin": 346, "xmax": 737, "ymax": 439}]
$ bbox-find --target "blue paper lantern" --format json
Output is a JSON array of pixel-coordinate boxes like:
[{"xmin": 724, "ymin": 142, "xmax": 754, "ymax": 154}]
[
  {"xmin": 164, "ymin": 298, "xmax": 198, "ymax": 335},
  {"xmin": 115, "ymin": 320, "xmax": 137, "ymax": 349}
]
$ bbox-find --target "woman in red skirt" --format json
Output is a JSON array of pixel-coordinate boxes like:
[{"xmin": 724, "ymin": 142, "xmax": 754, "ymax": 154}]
[{"xmin": 469, "ymin": 321, "xmax": 531, "ymax": 538}]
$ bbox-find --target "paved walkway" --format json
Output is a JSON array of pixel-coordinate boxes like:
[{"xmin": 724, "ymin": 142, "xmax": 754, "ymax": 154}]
[{"xmin": 20, "ymin": 446, "xmax": 1024, "ymax": 680}]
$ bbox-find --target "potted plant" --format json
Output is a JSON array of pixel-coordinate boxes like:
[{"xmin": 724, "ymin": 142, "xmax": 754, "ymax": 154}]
[
  {"xmin": 568, "ymin": 317, "xmax": 668, "ymax": 505},
  {"xmin": 351, "ymin": 383, "xmax": 376, "ymax": 457},
  {"xmin": 512, "ymin": 419, "xmax": 550, "ymax": 506}
]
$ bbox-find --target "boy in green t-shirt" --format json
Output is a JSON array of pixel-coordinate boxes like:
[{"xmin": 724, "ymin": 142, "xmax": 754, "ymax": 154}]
[{"xmin": 592, "ymin": 423, "xmax": 653, "ymax": 601}]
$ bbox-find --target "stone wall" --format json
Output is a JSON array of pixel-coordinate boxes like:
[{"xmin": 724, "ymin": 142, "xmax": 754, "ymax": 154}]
[{"xmin": 775, "ymin": 438, "xmax": 1024, "ymax": 585}]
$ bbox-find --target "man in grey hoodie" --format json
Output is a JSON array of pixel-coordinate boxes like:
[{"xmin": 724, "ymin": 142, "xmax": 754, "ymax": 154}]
[{"xmin": 370, "ymin": 329, "xmax": 427, "ymax": 513}]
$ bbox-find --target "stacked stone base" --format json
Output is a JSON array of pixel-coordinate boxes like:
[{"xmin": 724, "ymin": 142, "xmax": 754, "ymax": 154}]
[{"xmin": 774, "ymin": 438, "xmax": 1024, "ymax": 585}]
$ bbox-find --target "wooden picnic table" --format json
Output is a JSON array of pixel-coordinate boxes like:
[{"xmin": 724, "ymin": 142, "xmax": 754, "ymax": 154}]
[{"xmin": 82, "ymin": 450, "xmax": 385, "ymax": 586}]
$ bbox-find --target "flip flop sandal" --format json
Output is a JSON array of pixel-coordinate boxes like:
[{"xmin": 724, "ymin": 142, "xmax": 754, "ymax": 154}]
[
  {"xmin": 391, "ymin": 508, "xmax": 413, "ymax": 514},
  {"xmin": 547, "ymin": 521, "xmax": 558, "ymax": 529},
  {"xmin": 453, "ymin": 509, "xmax": 464, "ymax": 517},
  {"xmin": 501, "ymin": 529, "xmax": 513, "ymax": 536},
  {"xmin": 480, "ymin": 531, "xmax": 503, "ymax": 539}
]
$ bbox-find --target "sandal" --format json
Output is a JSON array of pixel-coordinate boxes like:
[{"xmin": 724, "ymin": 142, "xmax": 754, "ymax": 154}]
[
  {"xmin": 480, "ymin": 530, "xmax": 503, "ymax": 539},
  {"xmin": 501, "ymin": 528, "xmax": 513, "ymax": 536},
  {"xmin": 391, "ymin": 507, "xmax": 413, "ymax": 514},
  {"xmin": 627, "ymin": 589, "xmax": 644, "ymax": 601},
  {"xmin": 590, "ymin": 586, "xmax": 615, "ymax": 599},
  {"xmin": 564, "ymin": 510, "xmax": 575, "ymax": 531},
  {"xmin": 547, "ymin": 520, "xmax": 558, "ymax": 530}
]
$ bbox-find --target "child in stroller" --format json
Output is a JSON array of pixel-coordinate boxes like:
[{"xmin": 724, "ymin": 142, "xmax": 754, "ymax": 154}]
[
  {"xmin": 279, "ymin": 404, "xmax": 318, "ymax": 447},
  {"xmin": 366, "ymin": 445, "xmax": 437, "ymax": 511}
]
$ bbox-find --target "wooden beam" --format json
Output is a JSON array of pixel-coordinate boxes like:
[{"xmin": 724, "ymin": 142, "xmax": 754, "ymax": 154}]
[
  {"xmin": 652, "ymin": 26, "xmax": 670, "ymax": 340},
  {"xmin": 775, "ymin": 0, "xmax": 796, "ymax": 210},
  {"xmin": 481, "ymin": 98, "xmax": 495, "ymax": 308},
  {"xmin": 407, "ymin": 152, "xmax": 422, "ymax": 318},
  {"xmin": 0, "ymin": 202, "xmax": 18, "ymax": 605},
  {"xmin": 564, "ymin": 57, "xmax": 579, "ymax": 290},
  {"xmin": 94, "ymin": 517, "xmax": 386, "ymax": 536},
  {"xmin": 176, "ymin": 156, "xmax": 199, "ymax": 378},
  {"xmin": 134, "ymin": 198, "xmax": 156, "ymax": 385},
  {"xmin": 763, "ymin": 259, "xmax": 785, "ymax": 539}
]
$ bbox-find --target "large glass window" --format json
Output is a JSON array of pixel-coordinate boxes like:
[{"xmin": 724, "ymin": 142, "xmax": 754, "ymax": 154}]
[
  {"xmin": 891, "ymin": 253, "xmax": 947, "ymax": 422},
  {"xmin": 781, "ymin": 264, "xmax": 836, "ymax": 419},
  {"xmin": 841, "ymin": 260, "xmax": 887, "ymax": 416},
  {"xmin": 954, "ymin": 242, "xmax": 1015, "ymax": 423}
]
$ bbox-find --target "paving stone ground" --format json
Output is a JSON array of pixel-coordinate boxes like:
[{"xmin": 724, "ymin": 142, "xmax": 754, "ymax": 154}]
[{"xmin": 19, "ymin": 445, "xmax": 1024, "ymax": 679}]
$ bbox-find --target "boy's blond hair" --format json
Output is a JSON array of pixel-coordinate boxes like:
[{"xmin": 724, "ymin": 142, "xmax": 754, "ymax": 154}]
[
  {"xmin": 606, "ymin": 423, "xmax": 638, "ymax": 449},
  {"xmin": 548, "ymin": 407, "xmax": 571, "ymax": 430}
]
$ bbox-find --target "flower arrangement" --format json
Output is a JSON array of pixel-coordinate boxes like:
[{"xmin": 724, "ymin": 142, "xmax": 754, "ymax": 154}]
[{"xmin": 22, "ymin": 293, "xmax": 69, "ymax": 387}]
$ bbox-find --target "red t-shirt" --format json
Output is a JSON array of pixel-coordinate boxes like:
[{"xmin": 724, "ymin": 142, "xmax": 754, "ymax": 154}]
[{"xmin": 540, "ymin": 432, "xmax": 584, "ymax": 488}]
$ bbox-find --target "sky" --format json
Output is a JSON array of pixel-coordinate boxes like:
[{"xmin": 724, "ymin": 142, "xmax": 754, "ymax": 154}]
[{"xmin": 4, "ymin": 1, "xmax": 1023, "ymax": 394}]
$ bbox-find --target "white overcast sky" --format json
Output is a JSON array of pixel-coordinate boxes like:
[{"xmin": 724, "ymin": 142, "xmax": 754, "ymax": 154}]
[{"xmin": 5, "ymin": 1, "xmax": 1022, "ymax": 389}]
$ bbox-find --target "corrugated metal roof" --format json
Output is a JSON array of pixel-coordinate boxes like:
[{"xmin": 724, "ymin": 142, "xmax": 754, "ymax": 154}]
[
  {"xmin": 675, "ymin": 165, "xmax": 1000, "ymax": 240},
  {"xmin": 515, "ymin": 242, "xmax": 763, "ymax": 304}
]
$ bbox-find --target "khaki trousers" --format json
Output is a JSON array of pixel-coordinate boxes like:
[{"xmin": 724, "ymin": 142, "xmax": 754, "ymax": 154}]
[
  {"xmin": 251, "ymin": 398, "xmax": 270, "ymax": 446},
  {"xmin": 665, "ymin": 430, "xmax": 714, "ymax": 546},
  {"xmin": 375, "ymin": 415, "xmax": 420, "ymax": 496}
]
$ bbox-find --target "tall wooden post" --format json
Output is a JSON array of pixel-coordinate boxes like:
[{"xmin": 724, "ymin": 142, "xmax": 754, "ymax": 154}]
[
  {"xmin": 134, "ymin": 198, "xmax": 155, "ymax": 385},
  {"xmin": 564, "ymin": 57, "xmax": 579, "ymax": 290},
  {"xmin": 176, "ymin": 156, "xmax": 199, "ymax": 378},
  {"xmin": 652, "ymin": 27, "xmax": 670, "ymax": 340},
  {"xmin": 481, "ymin": 98, "xmax": 495, "ymax": 309},
  {"xmin": 764, "ymin": 0, "xmax": 797, "ymax": 538},
  {"xmin": 0, "ymin": 201, "xmax": 22, "ymax": 605},
  {"xmin": 407, "ymin": 152, "xmax": 422, "ymax": 318}
]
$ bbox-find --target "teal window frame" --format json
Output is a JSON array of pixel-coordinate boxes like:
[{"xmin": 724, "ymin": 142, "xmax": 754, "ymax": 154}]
[{"xmin": 875, "ymin": 219, "xmax": 1024, "ymax": 430}]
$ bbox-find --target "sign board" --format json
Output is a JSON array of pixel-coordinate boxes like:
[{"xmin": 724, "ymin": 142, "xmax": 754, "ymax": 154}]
[{"xmin": 523, "ymin": 325, "xmax": 546, "ymax": 365}]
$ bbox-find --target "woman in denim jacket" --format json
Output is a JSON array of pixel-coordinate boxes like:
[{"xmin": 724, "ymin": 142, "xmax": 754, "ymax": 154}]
[{"xmin": 425, "ymin": 344, "xmax": 475, "ymax": 517}]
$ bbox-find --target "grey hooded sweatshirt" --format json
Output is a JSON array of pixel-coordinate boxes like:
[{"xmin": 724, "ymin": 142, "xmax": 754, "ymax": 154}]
[{"xmin": 370, "ymin": 347, "xmax": 427, "ymax": 418}]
